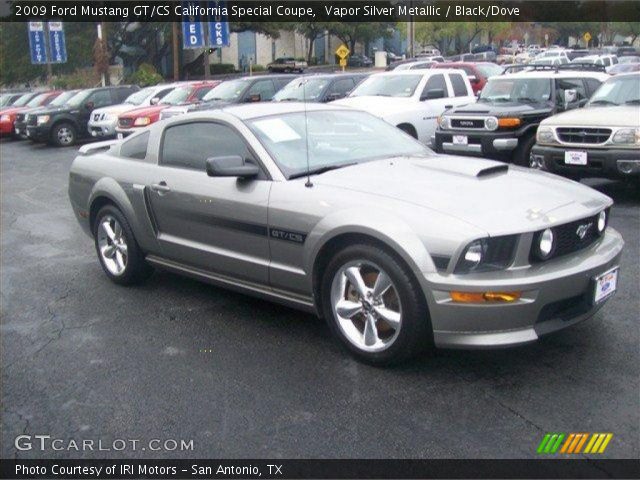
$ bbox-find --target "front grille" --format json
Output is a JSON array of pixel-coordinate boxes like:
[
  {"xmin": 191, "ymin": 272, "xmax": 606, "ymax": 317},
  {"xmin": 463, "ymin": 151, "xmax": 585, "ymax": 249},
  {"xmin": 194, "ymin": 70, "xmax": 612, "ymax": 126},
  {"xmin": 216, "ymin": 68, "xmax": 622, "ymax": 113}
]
[
  {"xmin": 27, "ymin": 115, "xmax": 37, "ymax": 126},
  {"xmin": 118, "ymin": 118, "xmax": 133, "ymax": 128},
  {"xmin": 556, "ymin": 127, "xmax": 612, "ymax": 145},
  {"xmin": 530, "ymin": 212, "xmax": 606, "ymax": 263},
  {"xmin": 450, "ymin": 117, "xmax": 485, "ymax": 129}
]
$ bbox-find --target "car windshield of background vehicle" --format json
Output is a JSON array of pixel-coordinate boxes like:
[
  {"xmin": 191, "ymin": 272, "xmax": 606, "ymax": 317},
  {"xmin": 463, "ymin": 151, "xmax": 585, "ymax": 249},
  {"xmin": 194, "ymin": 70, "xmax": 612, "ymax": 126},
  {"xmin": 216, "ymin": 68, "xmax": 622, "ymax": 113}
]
[
  {"xmin": 125, "ymin": 87, "xmax": 155, "ymax": 105},
  {"xmin": 273, "ymin": 78, "xmax": 330, "ymax": 101},
  {"xmin": 202, "ymin": 79, "xmax": 249, "ymax": 101},
  {"xmin": 11, "ymin": 93, "xmax": 34, "ymax": 107},
  {"xmin": 66, "ymin": 90, "xmax": 92, "ymax": 107},
  {"xmin": 49, "ymin": 91, "xmax": 77, "ymax": 106},
  {"xmin": 247, "ymin": 110, "xmax": 431, "ymax": 179},
  {"xmin": 160, "ymin": 86, "xmax": 193, "ymax": 105},
  {"xmin": 479, "ymin": 78, "xmax": 552, "ymax": 103},
  {"xmin": 476, "ymin": 63, "xmax": 503, "ymax": 78},
  {"xmin": 349, "ymin": 74, "xmax": 422, "ymax": 98},
  {"xmin": 588, "ymin": 75, "xmax": 640, "ymax": 106},
  {"xmin": 26, "ymin": 93, "xmax": 49, "ymax": 107}
]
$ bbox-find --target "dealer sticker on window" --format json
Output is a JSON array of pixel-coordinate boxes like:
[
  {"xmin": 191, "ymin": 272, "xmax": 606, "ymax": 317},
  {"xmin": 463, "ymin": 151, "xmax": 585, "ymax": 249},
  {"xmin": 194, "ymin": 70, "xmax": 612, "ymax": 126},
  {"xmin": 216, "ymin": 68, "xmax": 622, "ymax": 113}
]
[
  {"xmin": 565, "ymin": 151, "xmax": 587, "ymax": 165},
  {"xmin": 453, "ymin": 135, "xmax": 468, "ymax": 145},
  {"xmin": 594, "ymin": 267, "xmax": 618, "ymax": 304}
]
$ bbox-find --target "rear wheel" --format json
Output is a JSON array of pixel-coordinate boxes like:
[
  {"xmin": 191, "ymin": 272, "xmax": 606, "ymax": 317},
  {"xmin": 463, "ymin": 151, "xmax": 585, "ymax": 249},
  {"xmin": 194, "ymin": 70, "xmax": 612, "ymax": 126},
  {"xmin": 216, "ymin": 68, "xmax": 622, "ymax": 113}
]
[
  {"xmin": 93, "ymin": 205, "xmax": 152, "ymax": 285},
  {"xmin": 321, "ymin": 243, "xmax": 432, "ymax": 365},
  {"xmin": 51, "ymin": 122, "xmax": 77, "ymax": 147}
]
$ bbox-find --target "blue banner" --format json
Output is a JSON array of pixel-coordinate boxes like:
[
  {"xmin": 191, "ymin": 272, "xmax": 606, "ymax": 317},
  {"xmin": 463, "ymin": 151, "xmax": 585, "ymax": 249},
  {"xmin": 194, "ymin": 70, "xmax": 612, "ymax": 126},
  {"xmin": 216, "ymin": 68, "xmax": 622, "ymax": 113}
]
[
  {"xmin": 181, "ymin": 1, "xmax": 204, "ymax": 49},
  {"xmin": 48, "ymin": 21, "xmax": 67, "ymax": 64},
  {"xmin": 208, "ymin": 1, "xmax": 230, "ymax": 48},
  {"xmin": 28, "ymin": 22, "xmax": 48, "ymax": 64}
]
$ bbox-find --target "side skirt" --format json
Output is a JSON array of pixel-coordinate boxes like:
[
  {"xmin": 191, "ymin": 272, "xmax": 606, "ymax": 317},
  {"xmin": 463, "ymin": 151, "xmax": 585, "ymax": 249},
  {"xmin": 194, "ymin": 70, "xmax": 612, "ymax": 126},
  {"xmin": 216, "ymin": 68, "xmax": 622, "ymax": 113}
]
[{"xmin": 145, "ymin": 255, "xmax": 318, "ymax": 315}]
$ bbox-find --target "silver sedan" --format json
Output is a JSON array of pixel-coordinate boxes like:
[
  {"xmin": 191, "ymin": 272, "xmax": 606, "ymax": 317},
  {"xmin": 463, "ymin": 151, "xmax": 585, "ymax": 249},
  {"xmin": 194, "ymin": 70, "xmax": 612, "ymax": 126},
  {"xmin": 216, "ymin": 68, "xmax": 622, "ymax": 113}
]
[{"xmin": 68, "ymin": 103, "xmax": 624, "ymax": 365}]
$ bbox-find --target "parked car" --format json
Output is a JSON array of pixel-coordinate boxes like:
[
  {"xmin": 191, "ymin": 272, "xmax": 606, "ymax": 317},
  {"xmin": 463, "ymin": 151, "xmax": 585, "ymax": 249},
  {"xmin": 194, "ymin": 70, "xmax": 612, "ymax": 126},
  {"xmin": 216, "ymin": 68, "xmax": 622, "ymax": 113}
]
[
  {"xmin": 531, "ymin": 57, "xmax": 570, "ymax": 66},
  {"xmin": 26, "ymin": 85, "xmax": 139, "ymax": 146},
  {"xmin": 432, "ymin": 62, "xmax": 503, "ymax": 94},
  {"xmin": 572, "ymin": 55, "xmax": 618, "ymax": 73},
  {"xmin": 0, "ymin": 92, "xmax": 28, "ymax": 108},
  {"xmin": 88, "ymin": 83, "xmax": 182, "ymax": 139},
  {"xmin": 272, "ymin": 73, "xmax": 370, "ymax": 103},
  {"xmin": 116, "ymin": 81, "xmax": 218, "ymax": 137},
  {"xmin": 332, "ymin": 69, "xmax": 476, "ymax": 144},
  {"xmin": 535, "ymin": 50, "xmax": 570, "ymax": 63},
  {"xmin": 609, "ymin": 63, "xmax": 640, "ymax": 75},
  {"xmin": 347, "ymin": 54, "xmax": 373, "ymax": 68},
  {"xmin": 615, "ymin": 46, "xmax": 638, "ymax": 57},
  {"xmin": 14, "ymin": 90, "xmax": 79, "ymax": 139},
  {"xmin": 68, "ymin": 103, "xmax": 623, "ymax": 365},
  {"xmin": 161, "ymin": 75, "xmax": 295, "ymax": 119},
  {"xmin": 531, "ymin": 72, "xmax": 639, "ymax": 181},
  {"xmin": 267, "ymin": 57, "xmax": 307, "ymax": 73},
  {"xmin": 393, "ymin": 60, "xmax": 436, "ymax": 71},
  {"xmin": 566, "ymin": 49, "xmax": 590, "ymax": 61},
  {"xmin": 433, "ymin": 68, "xmax": 609, "ymax": 164},
  {"xmin": 0, "ymin": 90, "xmax": 61, "ymax": 138},
  {"xmin": 618, "ymin": 56, "xmax": 640, "ymax": 64}
]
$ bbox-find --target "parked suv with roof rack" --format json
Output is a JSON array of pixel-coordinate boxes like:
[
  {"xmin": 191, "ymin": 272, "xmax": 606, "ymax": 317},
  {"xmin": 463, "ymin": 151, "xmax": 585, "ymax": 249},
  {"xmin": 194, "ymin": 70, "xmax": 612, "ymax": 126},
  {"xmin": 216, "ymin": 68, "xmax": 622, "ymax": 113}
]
[
  {"xmin": 531, "ymin": 72, "xmax": 639, "ymax": 181},
  {"xmin": 433, "ymin": 67, "xmax": 609, "ymax": 165}
]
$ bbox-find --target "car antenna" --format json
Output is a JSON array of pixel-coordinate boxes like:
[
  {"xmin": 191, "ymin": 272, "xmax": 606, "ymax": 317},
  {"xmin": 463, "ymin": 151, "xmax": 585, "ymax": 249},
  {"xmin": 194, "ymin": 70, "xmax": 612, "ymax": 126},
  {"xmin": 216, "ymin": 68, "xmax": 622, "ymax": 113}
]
[{"xmin": 302, "ymin": 77, "xmax": 313, "ymax": 188}]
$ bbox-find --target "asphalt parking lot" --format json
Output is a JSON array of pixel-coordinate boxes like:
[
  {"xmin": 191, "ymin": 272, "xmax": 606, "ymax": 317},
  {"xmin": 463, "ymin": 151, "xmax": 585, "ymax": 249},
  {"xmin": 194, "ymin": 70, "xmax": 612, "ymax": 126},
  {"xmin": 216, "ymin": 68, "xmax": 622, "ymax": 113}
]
[{"xmin": 1, "ymin": 139, "xmax": 638, "ymax": 460}]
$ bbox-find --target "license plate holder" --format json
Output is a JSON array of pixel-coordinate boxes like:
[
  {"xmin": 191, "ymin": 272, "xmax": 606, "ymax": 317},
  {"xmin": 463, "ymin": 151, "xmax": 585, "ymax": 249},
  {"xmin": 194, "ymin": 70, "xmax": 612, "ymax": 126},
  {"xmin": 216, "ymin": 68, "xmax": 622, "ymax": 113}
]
[
  {"xmin": 593, "ymin": 266, "xmax": 618, "ymax": 304},
  {"xmin": 565, "ymin": 150, "xmax": 587, "ymax": 165},
  {"xmin": 453, "ymin": 135, "xmax": 468, "ymax": 145},
  {"xmin": 117, "ymin": 133, "xmax": 123, "ymax": 140}
]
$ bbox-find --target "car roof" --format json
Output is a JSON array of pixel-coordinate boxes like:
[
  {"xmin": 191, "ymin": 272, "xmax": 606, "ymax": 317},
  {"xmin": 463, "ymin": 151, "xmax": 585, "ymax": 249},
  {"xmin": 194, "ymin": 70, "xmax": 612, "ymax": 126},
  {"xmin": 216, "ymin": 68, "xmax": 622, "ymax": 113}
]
[
  {"xmin": 372, "ymin": 69, "xmax": 463, "ymax": 76},
  {"xmin": 501, "ymin": 70, "xmax": 610, "ymax": 80},
  {"xmin": 235, "ymin": 74, "xmax": 299, "ymax": 81},
  {"xmin": 297, "ymin": 72, "xmax": 369, "ymax": 79},
  {"xmin": 219, "ymin": 102, "xmax": 350, "ymax": 120}
]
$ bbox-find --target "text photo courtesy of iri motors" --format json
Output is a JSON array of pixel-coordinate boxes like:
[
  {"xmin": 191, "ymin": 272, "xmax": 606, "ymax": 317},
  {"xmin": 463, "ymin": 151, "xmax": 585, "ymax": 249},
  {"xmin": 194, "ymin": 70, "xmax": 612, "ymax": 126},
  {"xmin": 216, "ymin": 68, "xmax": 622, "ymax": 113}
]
[{"xmin": 0, "ymin": 1, "xmax": 639, "ymax": 479}]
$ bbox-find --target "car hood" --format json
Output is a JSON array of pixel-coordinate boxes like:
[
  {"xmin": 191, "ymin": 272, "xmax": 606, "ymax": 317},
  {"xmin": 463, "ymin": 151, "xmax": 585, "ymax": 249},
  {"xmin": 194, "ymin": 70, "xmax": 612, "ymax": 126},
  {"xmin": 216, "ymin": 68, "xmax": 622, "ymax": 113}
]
[
  {"xmin": 312, "ymin": 155, "xmax": 611, "ymax": 235},
  {"xmin": 0, "ymin": 106, "xmax": 29, "ymax": 115},
  {"xmin": 331, "ymin": 96, "xmax": 416, "ymax": 116},
  {"xmin": 92, "ymin": 103, "xmax": 140, "ymax": 116},
  {"xmin": 119, "ymin": 104, "xmax": 168, "ymax": 118},
  {"xmin": 446, "ymin": 100, "xmax": 552, "ymax": 116},
  {"xmin": 541, "ymin": 105, "xmax": 640, "ymax": 127},
  {"xmin": 27, "ymin": 105, "xmax": 73, "ymax": 115},
  {"xmin": 190, "ymin": 100, "xmax": 234, "ymax": 112}
]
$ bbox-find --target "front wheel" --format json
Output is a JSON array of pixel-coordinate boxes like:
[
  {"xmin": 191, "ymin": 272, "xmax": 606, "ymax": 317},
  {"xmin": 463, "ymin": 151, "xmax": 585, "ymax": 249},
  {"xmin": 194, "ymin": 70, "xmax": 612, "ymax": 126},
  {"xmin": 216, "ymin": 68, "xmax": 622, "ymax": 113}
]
[
  {"xmin": 93, "ymin": 205, "xmax": 152, "ymax": 285},
  {"xmin": 321, "ymin": 243, "xmax": 432, "ymax": 365},
  {"xmin": 51, "ymin": 122, "xmax": 77, "ymax": 147},
  {"xmin": 513, "ymin": 134, "xmax": 536, "ymax": 167}
]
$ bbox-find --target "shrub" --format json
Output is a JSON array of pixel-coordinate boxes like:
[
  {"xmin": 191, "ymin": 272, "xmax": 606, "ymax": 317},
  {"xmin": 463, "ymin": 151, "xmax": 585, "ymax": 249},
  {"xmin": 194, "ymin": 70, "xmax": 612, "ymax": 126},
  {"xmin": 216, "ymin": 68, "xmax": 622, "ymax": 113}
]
[
  {"xmin": 251, "ymin": 64, "xmax": 266, "ymax": 72},
  {"xmin": 127, "ymin": 63, "xmax": 163, "ymax": 87},
  {"xmin": 51, "ymin": 68, "xmax": 99, "ymax": 89},
  {"xmin": 210, "ymin": 63, "xmax": 236, "ymax": 75}
]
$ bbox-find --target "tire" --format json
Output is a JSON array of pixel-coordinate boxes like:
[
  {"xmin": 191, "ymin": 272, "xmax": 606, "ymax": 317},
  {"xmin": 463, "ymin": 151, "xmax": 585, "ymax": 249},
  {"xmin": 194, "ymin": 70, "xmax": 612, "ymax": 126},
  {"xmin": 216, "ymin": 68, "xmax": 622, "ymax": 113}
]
[
  {"xmin": 514, "ymin": 134, "xmax": 536, "ymax": 167},
  {"xmin": 93, "ymin": 205, "xmax": 153, "ymax": 285},
  {"xmin": 397, "ymin": 124, "xmax": 418, "ymax": 139},
  {"xmin": 321, "ymin": 243, "xmax": 432, "ymax": 365},
  {"xmin": 50, "ymin": 122, "xmax": 77, "ymax": 147}
]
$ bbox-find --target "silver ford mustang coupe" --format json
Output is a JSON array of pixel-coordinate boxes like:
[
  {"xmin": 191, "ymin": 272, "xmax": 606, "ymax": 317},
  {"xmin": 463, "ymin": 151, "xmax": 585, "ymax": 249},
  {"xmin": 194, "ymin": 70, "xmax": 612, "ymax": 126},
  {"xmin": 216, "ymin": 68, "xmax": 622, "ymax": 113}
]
[{"xmin": 68, "ymin": 103, "xmax": 624, "ymax": 365}]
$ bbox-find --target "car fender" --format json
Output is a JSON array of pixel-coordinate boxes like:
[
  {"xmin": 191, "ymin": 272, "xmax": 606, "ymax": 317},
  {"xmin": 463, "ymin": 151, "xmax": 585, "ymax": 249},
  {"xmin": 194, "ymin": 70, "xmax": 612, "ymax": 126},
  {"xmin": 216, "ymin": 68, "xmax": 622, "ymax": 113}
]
[
  {"xmin": 50, "ymin": 113, "xmax": 81, "ymax": 131},
  {"xmin": 304, "ymin": 207, "xmax": 438, "ymax": 289}
]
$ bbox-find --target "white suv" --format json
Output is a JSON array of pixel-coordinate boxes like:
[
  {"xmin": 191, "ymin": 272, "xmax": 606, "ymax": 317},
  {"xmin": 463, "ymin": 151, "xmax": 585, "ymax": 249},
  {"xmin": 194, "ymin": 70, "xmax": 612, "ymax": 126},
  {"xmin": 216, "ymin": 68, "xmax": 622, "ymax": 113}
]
[{"xmin": 331, "ymin": 69, "xmax": 475, "ymax": 144}]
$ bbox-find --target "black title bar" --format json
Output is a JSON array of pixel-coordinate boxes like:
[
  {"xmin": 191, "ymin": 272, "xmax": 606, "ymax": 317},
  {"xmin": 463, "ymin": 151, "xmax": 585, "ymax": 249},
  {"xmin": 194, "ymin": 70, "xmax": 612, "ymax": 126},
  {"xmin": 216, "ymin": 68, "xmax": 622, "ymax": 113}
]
[{"xmin": 4, "ymin": 0, "xmax": 640, "ymax": 22}]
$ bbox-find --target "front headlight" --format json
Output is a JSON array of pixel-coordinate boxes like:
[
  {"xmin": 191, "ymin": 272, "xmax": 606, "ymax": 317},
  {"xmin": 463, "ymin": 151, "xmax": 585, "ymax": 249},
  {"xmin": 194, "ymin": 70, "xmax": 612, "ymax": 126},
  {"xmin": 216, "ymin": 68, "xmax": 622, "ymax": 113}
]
[
  {"xmin": 0, "ymin": 114, "xmax": 10, "ymax": 122},
  {"xmin": 133, "ymin": 117, "xmax": 151, "ymax": 126},
  {"xmin": 536, "ymin": 126, "xmax": 556, "ymax": 145},
  {"xmin": 612, "ymin": 127, "xmax": 640, "ymax": 145},
  {"xmin": 36, "ymin": 115, "xmax": 50, "ymax": 125},
  {"xmin": 455, "ymin": 235, "xmax": 518, "ymax": 274},
  {"xmin": 597, "ymin": 210, "xmax": 607, "ymax": 234},
  {"xmin": 438, "ymin": 116, "xmax": 450, "ymax": 130},
  {"xmin": 484, "ymin": 116, "xmax": 498, "ymax": 131}
]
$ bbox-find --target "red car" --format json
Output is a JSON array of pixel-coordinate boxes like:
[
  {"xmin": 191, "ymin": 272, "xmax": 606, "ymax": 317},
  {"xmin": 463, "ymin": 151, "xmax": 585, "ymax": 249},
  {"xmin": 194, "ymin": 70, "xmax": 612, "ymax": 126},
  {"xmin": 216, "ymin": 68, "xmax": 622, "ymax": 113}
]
[
  {"xmin": 432, "ymin": 62, "xmax": 503, "ymax": 94},
  {"xmin": 116, "ymin": 81, "xmax": 220, "ymax": 137},
  {"xmin": 0, "ymin": 90, "xmax": 61, "ymax": 137}
]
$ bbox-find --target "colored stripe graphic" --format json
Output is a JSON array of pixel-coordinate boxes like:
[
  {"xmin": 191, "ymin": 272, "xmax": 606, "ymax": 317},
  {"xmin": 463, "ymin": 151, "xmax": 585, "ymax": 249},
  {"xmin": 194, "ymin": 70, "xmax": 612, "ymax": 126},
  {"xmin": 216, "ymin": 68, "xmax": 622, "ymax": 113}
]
[
  {"xmin": 585, "ymin": 433, "xmax": 614, "ymax": 454},
  {"xmin": 542, "ymin": 433, "xmax": 614, "ymax": 455},
  {"xmin": 537, "ymin": 433, "xmax": 565, "ymax": 454}
]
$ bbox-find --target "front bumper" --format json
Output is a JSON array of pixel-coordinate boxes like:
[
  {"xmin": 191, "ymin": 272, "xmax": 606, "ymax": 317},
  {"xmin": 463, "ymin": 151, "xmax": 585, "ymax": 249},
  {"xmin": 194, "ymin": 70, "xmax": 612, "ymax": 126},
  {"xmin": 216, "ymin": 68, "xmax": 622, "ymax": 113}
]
[
  {"xmin": 115, "ymin": 127, "xmax": 137, "ymax": 138},
  {"xmin": 0, "ymin": 119, "xmax": 14, "ymax": 135},
  {"xmin": 26, "ymin": 124, "xmax": 50, "ymax": 142},
  {"xmin": 433, "ymin": 129, "xmax": 520, "ymax": 160},
  {"xmin": 531, "ymin": 145, "xmax": 640, "ymax": 180},
  {"xmin": 425, "ymin": 228, "xmax": 624, "ymax": 348},
  {"xmin": 88, "ymin": 118, "xmax": 117, "ymax": 138},
  {"xmin": 14, "ymin": 120, "xmax": 27, "ymax": 137}
]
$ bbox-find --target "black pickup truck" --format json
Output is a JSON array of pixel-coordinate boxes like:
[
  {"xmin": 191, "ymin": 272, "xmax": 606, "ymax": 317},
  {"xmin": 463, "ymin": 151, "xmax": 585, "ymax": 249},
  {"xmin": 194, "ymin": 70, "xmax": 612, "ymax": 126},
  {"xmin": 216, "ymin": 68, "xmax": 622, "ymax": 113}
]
[
  {"xmin": 432, "ymin": 65, "xmax": 608, "ymax": 165},
  {"xmin": 26, "ymin": 85, "xmax": 138, "ymax": 146}
]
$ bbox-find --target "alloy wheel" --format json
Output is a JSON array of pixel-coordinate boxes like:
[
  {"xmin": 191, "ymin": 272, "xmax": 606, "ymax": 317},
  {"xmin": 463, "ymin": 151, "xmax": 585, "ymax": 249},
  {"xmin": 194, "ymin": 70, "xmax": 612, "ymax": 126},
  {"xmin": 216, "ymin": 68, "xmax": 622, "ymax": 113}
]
[
  {"xmin": 97, "ymin": 215, "xmax": 128, "ymax": 275},
  {"xmin": 57, "ymin": 126, "xmax": 74, "ymax": 145}
]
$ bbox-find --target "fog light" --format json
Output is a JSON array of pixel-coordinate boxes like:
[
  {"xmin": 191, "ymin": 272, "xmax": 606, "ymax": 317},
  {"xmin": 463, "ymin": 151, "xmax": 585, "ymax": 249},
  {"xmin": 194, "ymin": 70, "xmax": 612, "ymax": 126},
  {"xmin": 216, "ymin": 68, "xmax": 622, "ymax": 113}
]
[
  {"xmin": 617, "ymin": 159, "xmax": 640, "ymax": 174},
  {"xmin": 450, "ymin": 291, "xmax": 522, "ymax": 303}
]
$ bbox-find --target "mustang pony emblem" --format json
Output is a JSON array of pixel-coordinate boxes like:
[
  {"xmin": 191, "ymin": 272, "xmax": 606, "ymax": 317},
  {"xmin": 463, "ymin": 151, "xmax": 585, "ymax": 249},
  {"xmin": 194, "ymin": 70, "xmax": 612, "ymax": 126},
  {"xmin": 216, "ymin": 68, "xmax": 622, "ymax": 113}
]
[{"xmin": 576, "ymin": 222, "xmax": 593, "ymax": 240}]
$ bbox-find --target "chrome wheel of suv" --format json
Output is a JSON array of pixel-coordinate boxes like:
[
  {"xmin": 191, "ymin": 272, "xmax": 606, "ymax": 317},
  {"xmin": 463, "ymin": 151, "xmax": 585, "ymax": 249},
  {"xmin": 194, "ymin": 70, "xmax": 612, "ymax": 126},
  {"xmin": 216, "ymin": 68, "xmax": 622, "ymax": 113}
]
[{"xmin": 330, "ymin": 260, "xmax": 402, "ymax": 352}]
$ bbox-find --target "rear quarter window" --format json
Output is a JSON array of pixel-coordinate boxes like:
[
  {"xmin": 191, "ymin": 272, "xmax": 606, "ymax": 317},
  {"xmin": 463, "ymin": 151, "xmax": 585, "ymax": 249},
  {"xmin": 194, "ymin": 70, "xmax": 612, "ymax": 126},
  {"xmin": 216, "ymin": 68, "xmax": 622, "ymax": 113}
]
[{"xmin": 449, "ymin": 74, "xmax": 469, "ymax": 96}]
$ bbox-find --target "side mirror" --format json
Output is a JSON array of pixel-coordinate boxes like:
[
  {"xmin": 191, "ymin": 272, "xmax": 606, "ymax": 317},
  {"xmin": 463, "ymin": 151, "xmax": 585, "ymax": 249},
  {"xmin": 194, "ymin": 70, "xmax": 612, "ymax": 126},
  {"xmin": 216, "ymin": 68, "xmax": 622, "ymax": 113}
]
[
  {"xmin": 84, "ymin": 101, "xmax": 94, "ymax": 110},
  {"xmin": 468, "ymin": 75, "xmax": 478, "ymax": 83},
  {"xmin": 563, "ymin": 89, "xmax": 578, "ymax": 106},
  {"xmin": 421, "ymin": 88, "xmax": 445, "ymax": 101},
  {"xmin": 150, "ymin": 97, "xmax": 160, "ymax": 105},
  {"xmin": 205, "ymin": 156, "xmax": 259, "ymax": 179},
  {"xmin": 248, "ymin": 93, "xmax": 261, "ymax": 102}
]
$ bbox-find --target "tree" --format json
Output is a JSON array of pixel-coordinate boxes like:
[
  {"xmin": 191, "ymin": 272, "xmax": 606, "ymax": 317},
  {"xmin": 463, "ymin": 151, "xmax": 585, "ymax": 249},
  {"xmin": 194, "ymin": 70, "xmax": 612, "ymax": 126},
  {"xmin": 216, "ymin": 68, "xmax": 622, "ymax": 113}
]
[
  {"xmin": 327, "ymin": 23, "xmax": 394, "ymax": 53},
  {"xmin": 296, "ymin": 22, "xmax": 331, "ymax": 63}
]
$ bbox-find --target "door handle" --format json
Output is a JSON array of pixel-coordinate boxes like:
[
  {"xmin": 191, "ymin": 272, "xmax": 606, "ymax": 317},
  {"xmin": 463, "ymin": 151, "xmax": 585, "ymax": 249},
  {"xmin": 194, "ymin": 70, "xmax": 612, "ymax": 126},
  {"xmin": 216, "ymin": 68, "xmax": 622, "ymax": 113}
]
[
  {"xmin": 445, "ymin": 105, "xmax": 453, "ymax": 109},
  {"xmin": 150, "ymin": 181, "xmax": 171, "ymax": 194}
]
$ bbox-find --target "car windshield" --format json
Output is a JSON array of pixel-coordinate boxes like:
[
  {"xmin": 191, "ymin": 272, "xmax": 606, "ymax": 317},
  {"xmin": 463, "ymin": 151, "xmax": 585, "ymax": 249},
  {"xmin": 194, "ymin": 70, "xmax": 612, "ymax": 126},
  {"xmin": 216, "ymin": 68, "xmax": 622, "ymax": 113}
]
[
  {"xmin": 349, "ymin": 74, "xmax": 422, "ymax": 98},
  {"xmin": 26, "ymin": 93, "xmax": 49, "ymax": 107},
  {"xmin": 202, "ymin": 79, "xmax": 249, "ymax": 101},
  {"xmin": 125, "ymin": 87, "xmax": 155, "ymax": 105},
  {"xmin": 49, "ymin": 91, "xmax": 77, "ymax": 106},
  {"xmin": 0, "ymin": 94, "xmax": 12, "ymax": 106},
  {"xmin": 66, "ymin": 90, "xmax": 92, "ymax": 107},
  {"xmin": 273, "ymin": 78, "xmax": 330, "ymax": 101},
  {"xmin": 12, "ymin": 93, "xmax": 35, "ymax": 107},
  {"xmin": 247, "ymin": 110, "xmax": 431, "ymax": 179},
  {"xmin": 476, "ymin": 63, "xmax": 503, "ymax": 78},
  {"xmin": 479, "ymin": 78, "xmax": 551, "ymax": 103},
  {"xmin": 160, "ymin": 86, "xmax": 193, "ymax": 105},
  {"xmin": 588, "ymin": 75, "xmax": 640, "ymax": 106}
]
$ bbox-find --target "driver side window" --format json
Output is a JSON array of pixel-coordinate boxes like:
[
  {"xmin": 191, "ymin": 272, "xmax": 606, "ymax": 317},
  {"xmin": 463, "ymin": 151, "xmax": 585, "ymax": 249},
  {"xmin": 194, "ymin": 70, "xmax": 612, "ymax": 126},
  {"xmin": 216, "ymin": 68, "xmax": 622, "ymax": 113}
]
[
  {"xmin": 161, "ymin": 122, "xmax": 255, "ymax": 172},
  {"xmin": 556, "ymin": 78, "xmax": 587, "ymax": 106},
  {"xmin": 89, "ymin": 90, "xmax": 112, "ymax": 108},
  {"xmin": 421, "ymin": 74, "xmax": 448, "ymax": 98}
]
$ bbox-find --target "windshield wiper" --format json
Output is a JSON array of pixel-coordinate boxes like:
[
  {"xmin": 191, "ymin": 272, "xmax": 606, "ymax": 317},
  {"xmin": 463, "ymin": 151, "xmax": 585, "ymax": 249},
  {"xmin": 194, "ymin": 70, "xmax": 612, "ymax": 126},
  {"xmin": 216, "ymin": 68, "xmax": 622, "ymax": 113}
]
[
  {"xmin": 289, "ymin": 162, "xmax": 358, "ymax": 179},
  {"xmin": 589, "ymin": 99, "xmax": 617, "ymax": 106},
  {"xmin": 516, "ymin": 97, "xmax": 539, "ymax": 103}
]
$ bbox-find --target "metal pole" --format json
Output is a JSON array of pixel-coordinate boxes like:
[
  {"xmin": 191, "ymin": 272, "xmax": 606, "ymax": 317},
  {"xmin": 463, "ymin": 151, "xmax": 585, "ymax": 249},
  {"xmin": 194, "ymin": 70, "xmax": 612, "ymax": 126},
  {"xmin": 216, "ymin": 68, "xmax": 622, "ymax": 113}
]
[
  {"xmin": 172, "ymin": 22, "xmax": 180, "ymax": 81},
  {"xmin": 202, "ymin": 22, "xmax": 210, "ymax": 80},
  {"xmin": 44, "ymin": 23, "xmax": 53, "ymax": 84},
  {"xmin": 97, "ymin": 23, "xmax": 106, "ymax": 86}
]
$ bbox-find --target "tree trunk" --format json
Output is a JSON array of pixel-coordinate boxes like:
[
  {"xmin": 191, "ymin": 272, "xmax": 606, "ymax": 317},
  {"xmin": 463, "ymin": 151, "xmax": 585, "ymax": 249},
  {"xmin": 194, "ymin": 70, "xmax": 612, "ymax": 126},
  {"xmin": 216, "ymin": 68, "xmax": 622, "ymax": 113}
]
[{"xmin": 307, "ymin": 36, "xmax": 315, "ymax": 64}]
